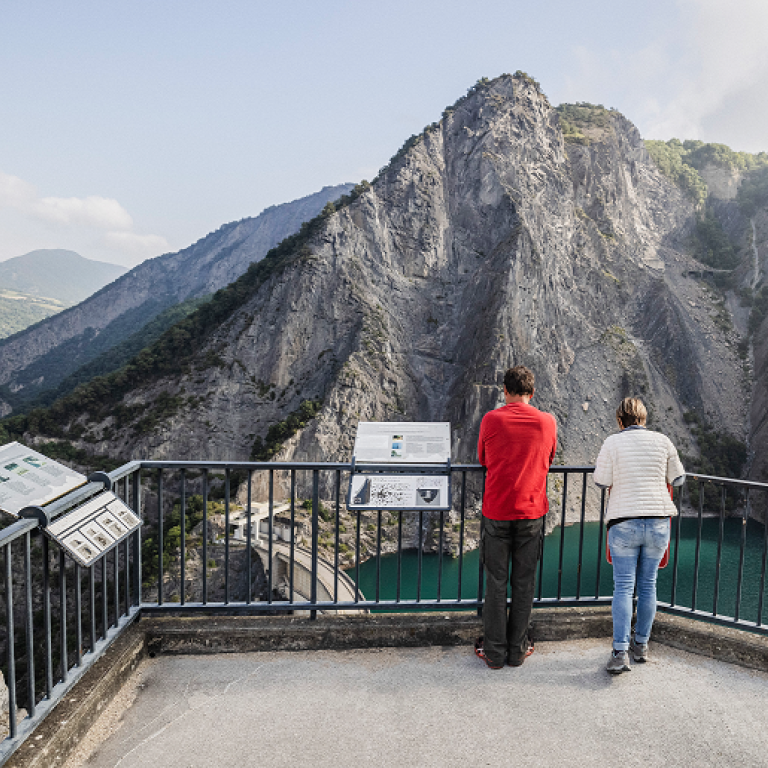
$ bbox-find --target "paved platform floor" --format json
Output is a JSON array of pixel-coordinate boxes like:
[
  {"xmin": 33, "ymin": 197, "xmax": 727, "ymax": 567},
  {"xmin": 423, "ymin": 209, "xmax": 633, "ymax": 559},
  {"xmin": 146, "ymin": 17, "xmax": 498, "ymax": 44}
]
[{"xmin": 70, "ymin": 638, "xmax": 768, "ymax": 768}]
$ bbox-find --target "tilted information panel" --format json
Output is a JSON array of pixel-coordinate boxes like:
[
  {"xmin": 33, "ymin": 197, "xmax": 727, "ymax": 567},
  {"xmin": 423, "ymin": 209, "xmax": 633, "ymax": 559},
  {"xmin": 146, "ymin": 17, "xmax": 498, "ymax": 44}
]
[
  {"xmin": 46, "ymin": 491, "xmax": 142, "ymax": 567},
  {"xmin": 0, "ymin": 441, "xmax": 87, "ymax": 517}
]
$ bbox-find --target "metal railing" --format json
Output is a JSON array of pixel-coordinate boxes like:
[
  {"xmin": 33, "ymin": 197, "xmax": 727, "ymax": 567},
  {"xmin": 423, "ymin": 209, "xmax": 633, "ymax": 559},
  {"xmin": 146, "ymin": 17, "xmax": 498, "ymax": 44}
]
[{"xmin": 1, "ymin": 460, "xmax": 767, "ymax": 762}]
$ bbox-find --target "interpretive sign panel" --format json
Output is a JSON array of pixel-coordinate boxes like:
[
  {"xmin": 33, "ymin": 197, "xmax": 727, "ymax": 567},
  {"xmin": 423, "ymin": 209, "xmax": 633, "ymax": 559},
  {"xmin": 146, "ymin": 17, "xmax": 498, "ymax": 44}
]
[
  {"xmin": 347, "ymin": 421, "xmax": 452, "ymax": 511},
  {"xmin": 348, "ymin": 474, "xmax": 449, "ymax": 511},
  {"xmin": 352, "ymin": 422, "xmax": 450, "ymax": 464},
  {"xmin": 0, "ymin": 442, "xmax": 87, "ymax": 517},
  {"xmin": 46, "ymin": 491, "xmax": 141, "ymax": 567}
]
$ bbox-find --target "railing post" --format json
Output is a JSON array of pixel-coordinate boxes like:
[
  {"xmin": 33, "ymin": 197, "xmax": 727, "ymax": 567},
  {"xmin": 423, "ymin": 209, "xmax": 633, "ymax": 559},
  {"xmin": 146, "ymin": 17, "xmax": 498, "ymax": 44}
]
[
  {"xmin": 224, "ymin": 468, "xmax": 230, "ymax": 605},
  {"xmin": 180, "ymin": 469, "xmax": 186, "ymax": 606},
  {"xmin": 157, "ymin": 469, "xmax": 164, "ymax": 607},
  {"xmin": 310, "ymin": 469, "xmax": 319, "ymax": 620},
  {"xmin": 42, "ymin": 536, "xmax": 52, "ymax": 698},
  {"xmin": 59, "ymin": 549, "xmax": 68, "ymax": 684},
  {"xmin": 24, "ymin": 532, "xmax": 35, "ymax": 716},
  {"xmin": 4, "ymin": 543, "xmax": 17, "ymax": 738},
  {"xmin": 132, "ymin": 469, "xmax": 141, "ymax": 607},
  {"xmin": 246, "ymin": 470, "xmax": 253, "ymax": 605}
]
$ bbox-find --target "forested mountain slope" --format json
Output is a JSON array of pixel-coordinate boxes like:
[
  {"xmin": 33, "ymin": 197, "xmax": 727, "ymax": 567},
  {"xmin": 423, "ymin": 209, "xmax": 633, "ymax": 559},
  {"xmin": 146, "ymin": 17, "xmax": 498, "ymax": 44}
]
[{"xmin": 0, "ymin": 184, "xmax": 353, "ymax": 416}]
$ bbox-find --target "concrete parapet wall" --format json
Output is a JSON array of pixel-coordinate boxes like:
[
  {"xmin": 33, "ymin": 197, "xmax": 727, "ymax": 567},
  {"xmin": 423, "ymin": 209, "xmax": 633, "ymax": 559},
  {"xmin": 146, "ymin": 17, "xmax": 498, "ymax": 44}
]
[{"xmin": 4, "ymin": 629, "xmax": 145, "ymax": 768}]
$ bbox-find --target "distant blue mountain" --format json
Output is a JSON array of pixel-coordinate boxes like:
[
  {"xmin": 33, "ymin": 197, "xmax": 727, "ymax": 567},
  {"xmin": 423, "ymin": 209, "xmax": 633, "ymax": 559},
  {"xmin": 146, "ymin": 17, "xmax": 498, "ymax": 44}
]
[{"xmin": 0, "ymin": 249, "xmax": 127, "ymax": 305}]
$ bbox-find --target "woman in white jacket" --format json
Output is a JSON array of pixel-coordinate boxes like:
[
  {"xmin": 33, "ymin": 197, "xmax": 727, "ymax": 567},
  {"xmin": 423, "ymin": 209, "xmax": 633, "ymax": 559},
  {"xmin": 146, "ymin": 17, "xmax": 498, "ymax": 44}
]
[{"xmin": 593, "ymin": 397, "xmax": 685, "ymax": 674}]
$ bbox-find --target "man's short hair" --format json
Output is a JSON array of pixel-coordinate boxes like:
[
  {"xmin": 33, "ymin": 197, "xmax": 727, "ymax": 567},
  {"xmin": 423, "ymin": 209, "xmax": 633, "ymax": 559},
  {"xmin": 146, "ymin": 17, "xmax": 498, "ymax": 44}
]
[
  {"xmin": 616, "ymin": 397, "xmax": 647, "ymax": 428},
  {"xmin": 504, "ymin": 366, "xmax": 535, "ymax": 396}
]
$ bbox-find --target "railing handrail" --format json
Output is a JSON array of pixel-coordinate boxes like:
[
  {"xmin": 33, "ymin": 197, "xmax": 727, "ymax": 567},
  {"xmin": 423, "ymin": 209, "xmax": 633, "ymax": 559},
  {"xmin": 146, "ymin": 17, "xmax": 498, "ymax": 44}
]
[{"xmin": 107, "ymin": 459, "xmax": 768, "ymax": 492}]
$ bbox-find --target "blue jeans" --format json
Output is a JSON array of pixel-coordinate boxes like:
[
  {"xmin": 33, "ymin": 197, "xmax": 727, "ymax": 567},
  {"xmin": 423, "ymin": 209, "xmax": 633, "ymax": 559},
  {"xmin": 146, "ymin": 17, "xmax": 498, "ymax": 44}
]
[{"xmin": 609, "ymin": 518, "xmax": 670, "ymax": 651}]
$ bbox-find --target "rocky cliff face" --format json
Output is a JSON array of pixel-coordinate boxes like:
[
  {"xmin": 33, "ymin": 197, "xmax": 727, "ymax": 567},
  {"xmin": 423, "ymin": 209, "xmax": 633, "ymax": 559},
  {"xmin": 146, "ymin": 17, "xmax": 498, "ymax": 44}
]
[
  {"xmin": 18, "ymin": 74, "xmax": 751, "ymax": 504},
  {"xmin": 0, "ymin": 184, "xmax": 353, "ymax": 416}
]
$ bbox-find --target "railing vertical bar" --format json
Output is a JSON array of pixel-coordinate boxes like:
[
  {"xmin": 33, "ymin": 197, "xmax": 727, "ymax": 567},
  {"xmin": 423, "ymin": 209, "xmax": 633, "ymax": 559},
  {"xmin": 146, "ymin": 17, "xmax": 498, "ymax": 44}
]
[
  {"xmin": 246, "ymin": 470, "xmax": 253, "ymax": 605},
  {"xmin": 75, "ymin": 563, "xmax": 82, "ymax": 668},
  {"xmin": 538, "ymin": 477, "xmax": 546, "ymax": 602},
  {"xmin": 595, "ymin": 488, "xmax": 606, "ymax": 598},
  {"xmin": 24, "ymin": 532, "xmax": 36, "ymax": 716},
  {"xmin": 735, "ymin": 488, "xmax": 748, "ymax": 623},
  {"xmin": 267, "ymin": 469, "xmax": 274, "ymax": 604},
  {"xmin": 101, "ymin": 555, "xmax": 108, "ymax": 640},
  {"xmin": 457, "ymin": 471, "xmax": 466, "ymax": 602},
  {"xmin": 123, "ymin": 538, "xmax": 130, "ymax": 615},
  {"xmin": 180, "ymin": 469, "xmax": 186, "ymax": 606},
  {"xmin": 157, "ymin": 469, "xmax": 164, "ymax": 606},
  {"xmin": 59, "ymin": 549, "xmax": 68, "ymax": 684},
  {"xmin": 334, "ymin": 470, "xmax": 341, "ymax": 604},
  {"xmin": 224, "ymin": 468, "xmax": 231, "ymax": 605},
  {"xmin": 310, "ymin": 469, "xmax": 319, "ymax": 620},
  {"xmin": 713, "ymin": 485, "xmax": 726, "ymax": 616},
  {"xmin": 375, "ymin": 509, "xmax": 382, "ymax": 604},
  {"xmin": 671, "ymin": 485, "xmax": 683, "ymax": 607},
  {"xmin": 576, "ymin": 472, "xmax": 587, "ymax": 599},
  {"xmin": 354, "ymin": 511, "xmax": 361, "ymax": 603},
  {"xmin": 112, "ymin": 545, "xmax": 118, "ymax": 627},
  {"xmin": 477, "ymin": 470, "xmax": 486, "ymax": 617},
  {"xmin": 691, "ymin": 481, "xmax": 704, "ymax": 611},
  {"xmin": 437, "ymin": 509, "xmax": 445, "ymax": 602},
  {"xmin": 396, "ymin": 510, "xmax": 403, "ymax": 603},
  {"xmin": 88, "ymin": 564, "xmax": 96, "ymax": 656},
  {"xmin": 557, "ymin": 472, "xmax": 568, "ymax": 601},
  {"xmin": 5, "ymin": 542, "xmax": 17, "ymax": 738},
  {"xmin": 42, "ymin": 535, "xmax": 52, "ymax": 697},
  {"xmin": 132, "ymin": 470, "xmax": 141, "ymax": 607},
  {"xmin": 757, "ymin": 487, "xmax": 768, "ymax": 626},
  {"xmin": 202, "ymin": 470, "xmax": 208, "ymax": 605},
  {"xmin": 416, "ymin": 510, "xmax": 424, "ymax": 603},
  {"xmin": 290, "ymin": 469, "xmax": 296, "ymax": 603}
]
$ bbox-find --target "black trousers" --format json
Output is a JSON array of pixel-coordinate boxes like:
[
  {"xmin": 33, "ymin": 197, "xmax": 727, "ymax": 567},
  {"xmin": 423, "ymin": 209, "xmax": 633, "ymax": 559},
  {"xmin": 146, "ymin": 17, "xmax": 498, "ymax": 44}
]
[{"xmin": 481, "ymin": 516, "xmax": 544, "ymax": 666}]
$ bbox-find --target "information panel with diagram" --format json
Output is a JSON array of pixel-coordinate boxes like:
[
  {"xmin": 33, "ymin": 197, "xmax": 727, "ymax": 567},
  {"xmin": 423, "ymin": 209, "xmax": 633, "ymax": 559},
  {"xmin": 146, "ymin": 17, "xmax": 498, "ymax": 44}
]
[
  {"xmin": 0, "ymin": 442, "xmax": 87, "ymax": 517},
  {"xmin": 347, "ymin": 422, "xmax": 452, "ymax": 511}
]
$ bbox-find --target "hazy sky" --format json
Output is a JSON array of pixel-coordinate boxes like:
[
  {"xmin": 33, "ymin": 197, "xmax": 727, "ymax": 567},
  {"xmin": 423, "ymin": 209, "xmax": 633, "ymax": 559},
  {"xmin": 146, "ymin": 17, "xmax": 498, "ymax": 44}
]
[{"xmin": 1, "ymin": 0, "xmax": 766, "ymax": 267}]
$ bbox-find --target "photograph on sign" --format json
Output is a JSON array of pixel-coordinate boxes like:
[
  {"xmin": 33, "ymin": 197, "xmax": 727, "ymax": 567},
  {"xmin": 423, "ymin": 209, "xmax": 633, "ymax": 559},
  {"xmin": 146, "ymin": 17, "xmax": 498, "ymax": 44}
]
[
  {"xmin": 107, "ymin": 500, "xmax": 140, "ymax": 528},
  {"xmin": 62, "ymin": 532, "xmax": 101, "ymax": 566},
  {"xmin": 349, "ymin": 474, "xmax": 448, "ymax": 510},
  {"xmin": 0, "ymin": 442, "xmax": 87, "ymax": 516},
  {"xmin": 352, "ymin": 422, "xmax": 450, "ymax": 464},
  {"xmin": 81, "ymin": 522, "xmax": 114, "ymax": 551},
  {"xmin": 96, "ymin": 511, "xmax": 128, "ymax": 539}
]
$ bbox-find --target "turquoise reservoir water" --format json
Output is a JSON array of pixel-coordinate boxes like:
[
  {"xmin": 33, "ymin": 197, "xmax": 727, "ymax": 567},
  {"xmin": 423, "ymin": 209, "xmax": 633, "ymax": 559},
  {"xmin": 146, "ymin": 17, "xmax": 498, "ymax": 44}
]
[{"xmin": 349, "ymin": 518, "xmax": 768, "ymax": 622}]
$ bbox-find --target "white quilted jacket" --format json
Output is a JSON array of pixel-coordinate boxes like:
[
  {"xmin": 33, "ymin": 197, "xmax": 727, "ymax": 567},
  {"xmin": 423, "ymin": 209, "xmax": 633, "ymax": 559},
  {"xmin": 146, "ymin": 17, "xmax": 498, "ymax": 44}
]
[{"xmin": 593, "ymin": 426, "xmax": 685, "ymax": 521}]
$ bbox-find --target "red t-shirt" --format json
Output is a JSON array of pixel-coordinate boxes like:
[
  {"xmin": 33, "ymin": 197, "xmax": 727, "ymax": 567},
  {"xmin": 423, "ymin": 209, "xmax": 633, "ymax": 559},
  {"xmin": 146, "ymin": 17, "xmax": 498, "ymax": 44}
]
[{"xmin": 477, "ymin": 402, "xmax": 557, "ymax": 520}]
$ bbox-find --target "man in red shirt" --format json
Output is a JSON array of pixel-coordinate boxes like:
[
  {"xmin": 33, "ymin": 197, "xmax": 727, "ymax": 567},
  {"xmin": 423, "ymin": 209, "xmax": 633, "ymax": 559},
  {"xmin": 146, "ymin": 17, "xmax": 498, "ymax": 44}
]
[{"xmin": 475, "ymin": 366, "xmax": 557, "ymax": 669}]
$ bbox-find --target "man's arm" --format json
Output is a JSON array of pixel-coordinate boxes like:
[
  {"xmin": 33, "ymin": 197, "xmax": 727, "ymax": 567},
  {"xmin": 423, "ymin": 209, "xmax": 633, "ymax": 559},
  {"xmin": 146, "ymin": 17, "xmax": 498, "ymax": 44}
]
[{"xmin": 477, "ymin": 416, "xmax": 487, "ymax": 466}]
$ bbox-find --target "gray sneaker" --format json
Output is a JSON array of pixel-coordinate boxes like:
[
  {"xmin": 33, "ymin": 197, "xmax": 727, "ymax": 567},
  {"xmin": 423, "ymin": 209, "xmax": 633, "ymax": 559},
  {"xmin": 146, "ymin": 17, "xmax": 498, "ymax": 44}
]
[
  {"xmin": 630, "ymin": 639, "xmax": 648, "ymax": 663},
  {"xmin": 606, "ymin": 649, "xmax": 631, "ymax": 674}
]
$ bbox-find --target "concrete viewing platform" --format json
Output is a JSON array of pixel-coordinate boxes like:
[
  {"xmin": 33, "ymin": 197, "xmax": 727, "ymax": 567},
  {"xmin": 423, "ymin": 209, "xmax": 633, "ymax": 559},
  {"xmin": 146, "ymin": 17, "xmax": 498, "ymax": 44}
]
[
  {"xmin": 3, "ymin": 610, "xmax": 752, "ymax": 768},
  {"xmin": 64, "ymin": 639, "xmax": 768, "ymax": 768}
]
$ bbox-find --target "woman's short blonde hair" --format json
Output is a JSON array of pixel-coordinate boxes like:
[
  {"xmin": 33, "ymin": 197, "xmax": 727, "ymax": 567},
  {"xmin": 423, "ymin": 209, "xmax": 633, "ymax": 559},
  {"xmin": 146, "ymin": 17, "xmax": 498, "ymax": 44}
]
[{"xmin": 616, "ymin": 397, "xmax": 647, "ymax": 428}]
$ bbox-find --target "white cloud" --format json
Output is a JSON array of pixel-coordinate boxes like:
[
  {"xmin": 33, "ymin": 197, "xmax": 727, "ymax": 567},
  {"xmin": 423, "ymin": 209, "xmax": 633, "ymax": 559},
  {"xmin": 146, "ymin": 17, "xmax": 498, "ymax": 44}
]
[
  {"xmin": 34, "ymin": 195, "xmax": 134, "ymax": 230},
  {"xmin": 0, "ymin": 169, "xmax": 169, "ymax": 264},
  {"xmin": 561, "ymin": 0, "xmax": 768, "ymax": 150},
  {"xmin": 102, "ymin": 231, "xmax": 171, "ymax": 258}
]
